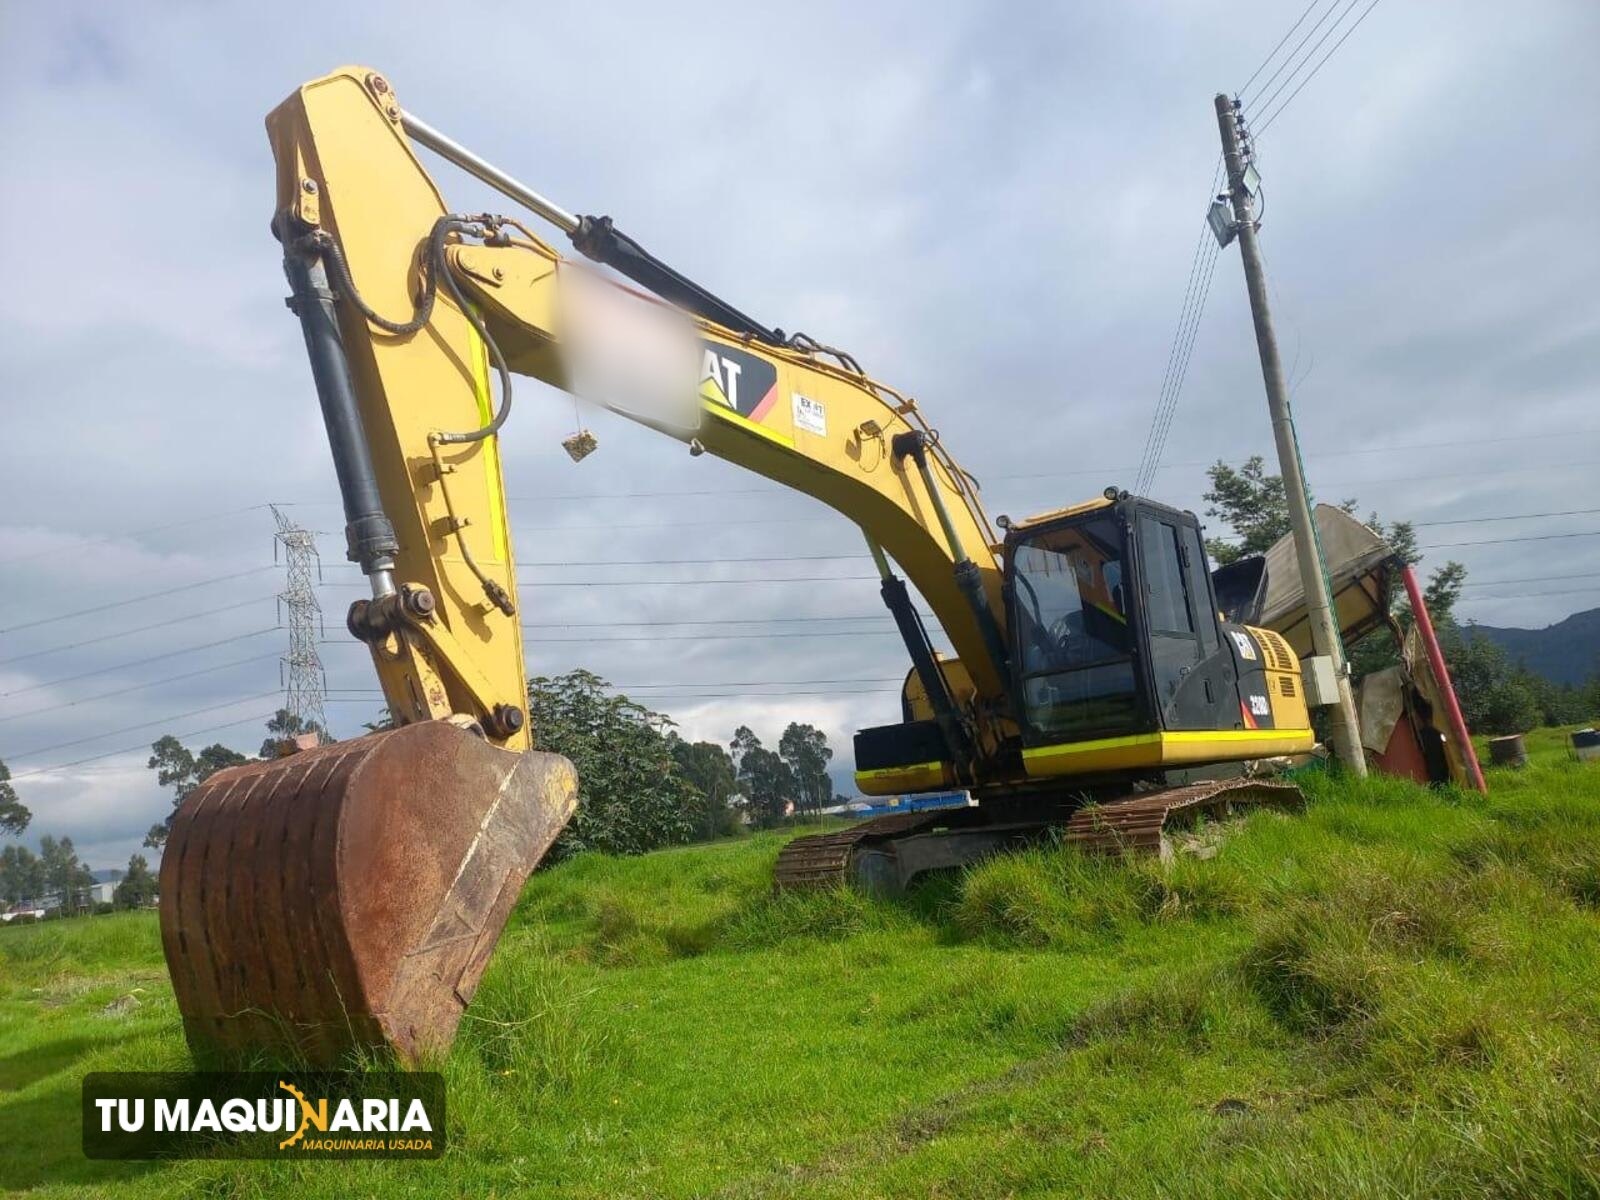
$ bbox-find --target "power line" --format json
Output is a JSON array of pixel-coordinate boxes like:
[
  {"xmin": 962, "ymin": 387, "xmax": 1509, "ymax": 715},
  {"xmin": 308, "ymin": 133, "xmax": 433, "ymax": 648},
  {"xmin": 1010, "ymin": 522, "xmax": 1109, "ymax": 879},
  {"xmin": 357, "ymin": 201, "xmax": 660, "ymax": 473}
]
[
  {"xmin": 0, "ymin": 628, "xmax": 281, "ymax": 699},
  {"xmin": 1411, "ymin": 508, "xmax": 1600, "ymax": 528},
  {"xmin": 319, "ymin": 628, "xmax": 910, "ymax": 645},
  {"xmin": 512, "ymin": 613, "xmax": 923, "ymax": 629},
  {"xmin": 328, "ymin": 687, "xmax": 903, "ymax": 704},
  {"xmin": 1459, "ymin": 586, "xmax": 1600, "ymax": 602},
  {"xmin": 1136, "ymin": 207, "xmax": 1214, "ymax": 493},
  {"xmin": 8, "ymin": 709, "xmax": 281, "ymax": 782},
  {"xmin": 0, "ymin": 652, "xmax": 283, "ymax": 726},
  {"xmin": 1239, "ymin": 0, "xmax": 1347, "ymax": 109},
  {"xmin": 1, "ymin": 565, "xmax": 277, "ymax": 635},
  {"xmin": 268, "ymin": 431, "xmax": 1597, "ymax": 511},
  {"xmin": 318, "ymin": 576, "xmax": 883, "ymax": 588},
  {"xmin": 1245, "ymin": 0, "xmax": 1361, "ymax": 117},
  {"xmin": 1420, "ymin": 530, "xmax": 1599, "ymax": 550},
  {"xmin": 0, "ymin": 594, "xmax": 278, "ymax": 667},
  {"xmin": 1144, "ymin": 239, "xmax": 1223, "ymax": 492},
  {"xmin": 1256, "ymin": 0, "xmax": 1386, "ymax": 135},
  {"xmin": 6, "ymin": 690, "xmax": 282, "ymax": 763},
  {"xmin": 1238, "ymin": 0, "xmax": 1325, "ymax": 99},
  {"xmin": 0, "ymin": 504, "xmax": 273, "ymax": 569},
  {"xmin": 1459, "ymin": 571, "xmax": 1600, "ymax": 589},
  {"xmin": 327, "ymin": 673, "xmax": 905, "ymax": 695}
]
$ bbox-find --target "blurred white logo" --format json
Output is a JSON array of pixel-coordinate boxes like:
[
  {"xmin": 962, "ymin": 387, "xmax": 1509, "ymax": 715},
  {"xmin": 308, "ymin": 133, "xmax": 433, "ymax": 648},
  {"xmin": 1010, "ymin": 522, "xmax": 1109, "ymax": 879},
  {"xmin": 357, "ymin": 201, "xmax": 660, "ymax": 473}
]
[{"xmin": 556, "ymin": 264, "xmax": 701, "ymax": 434}]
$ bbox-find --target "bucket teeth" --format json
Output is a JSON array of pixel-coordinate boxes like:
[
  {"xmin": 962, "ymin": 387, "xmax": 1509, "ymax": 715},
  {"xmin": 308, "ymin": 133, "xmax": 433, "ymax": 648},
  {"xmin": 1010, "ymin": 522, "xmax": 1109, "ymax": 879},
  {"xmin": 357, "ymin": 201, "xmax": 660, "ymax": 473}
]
[{"xmin": 159, "ymin": 721, "xmax": 577, "ymax": 1065}]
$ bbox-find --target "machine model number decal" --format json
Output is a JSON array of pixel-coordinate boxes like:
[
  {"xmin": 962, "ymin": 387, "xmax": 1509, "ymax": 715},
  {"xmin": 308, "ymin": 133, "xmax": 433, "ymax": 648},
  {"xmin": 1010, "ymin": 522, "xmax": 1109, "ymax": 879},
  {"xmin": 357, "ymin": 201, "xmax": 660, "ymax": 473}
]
[
  {"xmin": 1229, "ymin": 630, "xmax": 1257, "ymax": 661},
  {"xmin": 1248, "ymin": 695, "xmax": 1270, "ymax": 717},
  {"xmin": 791, "ymin": 393, "xmax": 827, "ymax": 436}
]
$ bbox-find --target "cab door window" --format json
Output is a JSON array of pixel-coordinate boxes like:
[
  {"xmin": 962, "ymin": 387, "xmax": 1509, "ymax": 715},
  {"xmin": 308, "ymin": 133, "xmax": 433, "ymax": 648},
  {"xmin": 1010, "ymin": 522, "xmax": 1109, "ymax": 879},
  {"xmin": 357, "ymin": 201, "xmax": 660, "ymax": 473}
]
[
  {"xmin": 1137, "ymin": 516, "xmax": 1202, "ymax": 711},
  {"xmin": 1011, "ymin": 514, "xmax": 1139, "ymax": 738}
]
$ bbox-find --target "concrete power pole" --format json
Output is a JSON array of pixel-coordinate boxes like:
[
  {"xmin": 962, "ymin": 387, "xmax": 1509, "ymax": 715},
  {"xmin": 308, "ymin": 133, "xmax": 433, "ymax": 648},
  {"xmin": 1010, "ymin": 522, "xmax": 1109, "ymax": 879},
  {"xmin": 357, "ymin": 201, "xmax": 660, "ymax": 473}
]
[
  {"xmin": 271, "ymin": 505, "xmax": 329, "ymax": 742},
  {"xmin": 1211, "ymin": 94, "xmax": 1367, "ymax": 777}
]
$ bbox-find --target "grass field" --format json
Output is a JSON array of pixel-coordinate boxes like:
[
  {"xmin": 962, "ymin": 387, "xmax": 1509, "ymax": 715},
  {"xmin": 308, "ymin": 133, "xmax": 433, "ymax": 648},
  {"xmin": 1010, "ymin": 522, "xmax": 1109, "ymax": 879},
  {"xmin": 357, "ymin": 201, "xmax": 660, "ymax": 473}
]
[{"xmin": 4, "ymin": 728, "xmax": 1599, "ymax": 1198}]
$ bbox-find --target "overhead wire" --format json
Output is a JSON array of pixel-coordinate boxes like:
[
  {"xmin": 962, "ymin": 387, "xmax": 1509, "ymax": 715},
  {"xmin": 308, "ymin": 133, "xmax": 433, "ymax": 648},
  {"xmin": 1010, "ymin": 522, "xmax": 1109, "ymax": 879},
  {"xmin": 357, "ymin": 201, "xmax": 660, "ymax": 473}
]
[
  {"xmin": 0, "ymin": 504, "xmax": 274, "ymax": 570},
  {"xmin": 1, "ymin": 566, "xmax": 278, "ymax": 635},
  {"xmin": 0, "ymin": 652, "xmax": 283, "ymax": 726},
  {"xmin": 0, "ymin": 628, "xmax": 282, "ymax": 699},
  {"xmin": 1256, "ymin": 0, "xmax": 1387, "ymax": 135},
  {"xmin": 1241, "ymin": 0, "xmax": 1358, "ymax": 115},
  {"xmin": 5, "ymin": 690, "xmax": 283, "ymax": 763},
  {"xmin": 0, "ymin": 594, "xmax": 279, "ymax": 667},
  {"xmin": 8, "ymin": 709, "xmax": 283, "ymax": 782}
]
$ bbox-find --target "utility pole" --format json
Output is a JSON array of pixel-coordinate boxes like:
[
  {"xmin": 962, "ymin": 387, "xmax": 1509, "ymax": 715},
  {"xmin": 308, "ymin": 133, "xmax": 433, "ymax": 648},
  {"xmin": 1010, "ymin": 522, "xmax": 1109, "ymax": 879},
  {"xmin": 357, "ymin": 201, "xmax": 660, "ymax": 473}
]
[
  {"xmin": 1211, "ymin": 94, "xmax": 1367, "ymax": 777},
  {"xmin": 271, "ymin": 505, "xmax": 329, "ymax": 745}
]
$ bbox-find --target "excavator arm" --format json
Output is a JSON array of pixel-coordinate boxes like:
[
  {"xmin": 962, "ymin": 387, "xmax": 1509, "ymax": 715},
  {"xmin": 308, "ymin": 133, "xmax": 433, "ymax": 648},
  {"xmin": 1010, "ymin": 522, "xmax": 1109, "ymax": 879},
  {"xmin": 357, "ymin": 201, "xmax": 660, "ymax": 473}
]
[
  {"xmin": 265, "ymin": 66, "xmax": 1015, "ymax": 761},
  {"xmin": 157, "ymin": 65, "xmax": 1019, "ymax": 1067}
]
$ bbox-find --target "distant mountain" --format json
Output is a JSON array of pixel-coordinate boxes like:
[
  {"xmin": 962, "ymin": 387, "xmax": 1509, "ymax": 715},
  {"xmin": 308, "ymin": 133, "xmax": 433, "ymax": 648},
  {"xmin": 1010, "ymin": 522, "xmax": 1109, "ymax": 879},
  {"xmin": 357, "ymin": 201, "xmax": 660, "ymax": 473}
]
[
  {"xmin": 1471, "ymin": 607, "xmax": 1600, "ymax": 687},
  {"xmin": 89, "ymin": 868, "xmax": 125, "ymax": 884}
]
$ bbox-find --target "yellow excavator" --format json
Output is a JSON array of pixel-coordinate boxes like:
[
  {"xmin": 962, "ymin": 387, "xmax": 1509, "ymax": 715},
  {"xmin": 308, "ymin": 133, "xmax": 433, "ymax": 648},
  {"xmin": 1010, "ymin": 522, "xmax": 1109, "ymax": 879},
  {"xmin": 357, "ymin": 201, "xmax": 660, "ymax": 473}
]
[{"xmin": 158, "ymin": 67, "xmax": 1314, "ymax": 1065}]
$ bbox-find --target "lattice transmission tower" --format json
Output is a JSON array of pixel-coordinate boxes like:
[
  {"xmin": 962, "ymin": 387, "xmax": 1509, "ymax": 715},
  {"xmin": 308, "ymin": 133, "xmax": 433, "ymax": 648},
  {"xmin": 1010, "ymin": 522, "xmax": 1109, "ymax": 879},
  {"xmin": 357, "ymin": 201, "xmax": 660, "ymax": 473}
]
[{"xmin": 271, "ymin": 504, "xmax": 328, "ymax": 738}]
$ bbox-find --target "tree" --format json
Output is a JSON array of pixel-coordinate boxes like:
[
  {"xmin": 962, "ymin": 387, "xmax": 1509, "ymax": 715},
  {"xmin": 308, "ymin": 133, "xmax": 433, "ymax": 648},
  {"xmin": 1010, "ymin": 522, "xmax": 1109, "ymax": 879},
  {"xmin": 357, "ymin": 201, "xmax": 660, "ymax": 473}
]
[
  {"xmin": 0, "ymin": 844, "xmax": 45, "ymax": 906},
  {"xmin": 1438, "ymin": 626, "xmax": 1540, "ymax": 735},
  {"xmin": 527, "ymin": 670, "xmax": 700, "ymax": 859},
  {"xmin": 113, "ymin": 853, "xmax": 158, "ymax": 909},
  {"xmin": 258, "ymin": 708, "xmax": 329, "ymax": 758},
  {"xmin": 38, "ymin": 834, "xmax": 94, "ymax": 914},
  {"xmin": 1201, "ymin": 456, "xmax": 1291, "ymax": 566},
  {"xmin": 144, "ymin": 736, "xmax": 250, "ymax": 851},
  {"xmin": 778, "ymin": 723, "xmax": 834, "ymax": 816},
  {"xmin": 730, "ymin": 727, "xmax": 795, "ymax": 829},
  {"xmin": 669, "ymin": 736, "xmax": 739, "ymax": 840},
  {"xmin": 0, "ymin": 759, "xmax": 30, "ymax": 837}
]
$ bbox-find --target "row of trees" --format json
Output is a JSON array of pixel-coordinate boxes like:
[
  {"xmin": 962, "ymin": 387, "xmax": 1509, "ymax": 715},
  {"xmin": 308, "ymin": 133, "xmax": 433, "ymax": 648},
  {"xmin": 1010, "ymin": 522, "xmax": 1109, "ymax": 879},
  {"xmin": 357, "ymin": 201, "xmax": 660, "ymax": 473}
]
[
  {"xmin": 0, "ymin": 832, "xmax": 156, "ymax": 913},
  {"xmin": 0, "ymin": 709, "xmax": 318, "ymax": 917},
  {"xmin": 526, "ymin": 670, "xmax": 840, "ymax": 860},
  {"xmin": 1203, "ymin": 457, "xmax": 1598, "ymax": 735}
]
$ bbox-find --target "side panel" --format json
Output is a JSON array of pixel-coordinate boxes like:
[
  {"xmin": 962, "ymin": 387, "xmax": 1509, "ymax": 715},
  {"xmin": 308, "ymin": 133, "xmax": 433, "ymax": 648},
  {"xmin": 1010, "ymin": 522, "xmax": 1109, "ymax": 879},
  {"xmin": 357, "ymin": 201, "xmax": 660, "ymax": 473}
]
[{"xmin": 1021, "ymin": 727, "xmax": 1313, "ymax": 777}]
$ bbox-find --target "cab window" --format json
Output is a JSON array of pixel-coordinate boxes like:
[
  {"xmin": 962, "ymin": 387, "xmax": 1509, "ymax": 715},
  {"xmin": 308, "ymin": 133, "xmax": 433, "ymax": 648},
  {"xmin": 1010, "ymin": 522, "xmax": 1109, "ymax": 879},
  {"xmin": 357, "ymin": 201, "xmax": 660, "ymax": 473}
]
[{"xmin": 1011, "ymin": 514, "xmax": 1139, "ymax": 738}]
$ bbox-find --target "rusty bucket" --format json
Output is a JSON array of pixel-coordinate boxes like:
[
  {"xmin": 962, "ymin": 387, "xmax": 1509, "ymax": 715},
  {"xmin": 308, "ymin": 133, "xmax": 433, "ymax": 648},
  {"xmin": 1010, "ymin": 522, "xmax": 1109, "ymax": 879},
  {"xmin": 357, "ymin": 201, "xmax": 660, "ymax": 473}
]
[{"xmin": 158, "ymin": 721, "xmax": 577, "ymax": 1065}]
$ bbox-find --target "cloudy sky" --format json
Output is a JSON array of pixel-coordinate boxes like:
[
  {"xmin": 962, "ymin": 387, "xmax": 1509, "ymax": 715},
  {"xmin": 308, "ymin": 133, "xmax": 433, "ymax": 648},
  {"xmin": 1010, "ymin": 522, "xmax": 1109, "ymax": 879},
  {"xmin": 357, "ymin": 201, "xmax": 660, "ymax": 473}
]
[{"xmin": 2, "ymin": 1, "xmax": 1596, "ymax": 870}]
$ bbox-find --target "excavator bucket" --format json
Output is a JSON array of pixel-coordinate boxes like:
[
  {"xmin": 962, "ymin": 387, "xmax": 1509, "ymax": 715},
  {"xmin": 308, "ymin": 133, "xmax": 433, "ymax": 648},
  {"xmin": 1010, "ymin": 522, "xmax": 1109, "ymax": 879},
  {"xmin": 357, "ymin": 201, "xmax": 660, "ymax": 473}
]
[{"xmin": 158, "ymin": 721, "xmax": 577, "ymax": 1065}]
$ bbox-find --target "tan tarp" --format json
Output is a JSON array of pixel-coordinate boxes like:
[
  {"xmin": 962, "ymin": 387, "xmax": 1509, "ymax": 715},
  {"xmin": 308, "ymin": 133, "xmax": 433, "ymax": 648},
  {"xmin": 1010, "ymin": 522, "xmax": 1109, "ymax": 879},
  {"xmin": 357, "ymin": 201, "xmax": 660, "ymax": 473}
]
[{"xmin": 1258, "ymin": 504, "xmax": 1397, "ymax": 658}]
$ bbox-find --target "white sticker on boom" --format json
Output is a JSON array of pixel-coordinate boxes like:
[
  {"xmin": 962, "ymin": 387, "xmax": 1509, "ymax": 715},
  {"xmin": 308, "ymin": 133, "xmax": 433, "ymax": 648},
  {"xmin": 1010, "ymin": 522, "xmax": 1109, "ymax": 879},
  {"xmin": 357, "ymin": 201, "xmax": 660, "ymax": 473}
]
[
  {"xmin": 1229, "ymin": 630, "xmax": 1257, "ymax": 660},
  {"xmin": 791, "ymin": 393, "xmax": 827, "ymax": 437}
]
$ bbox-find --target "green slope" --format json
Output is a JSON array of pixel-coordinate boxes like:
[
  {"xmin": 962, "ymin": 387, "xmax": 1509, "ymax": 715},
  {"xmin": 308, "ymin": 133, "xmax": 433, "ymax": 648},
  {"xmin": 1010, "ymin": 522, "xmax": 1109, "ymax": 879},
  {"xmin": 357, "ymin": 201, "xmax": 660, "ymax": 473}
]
[{"xmin": 3, "ymin": 730, "xmax": 1600, "ymax": 1198}]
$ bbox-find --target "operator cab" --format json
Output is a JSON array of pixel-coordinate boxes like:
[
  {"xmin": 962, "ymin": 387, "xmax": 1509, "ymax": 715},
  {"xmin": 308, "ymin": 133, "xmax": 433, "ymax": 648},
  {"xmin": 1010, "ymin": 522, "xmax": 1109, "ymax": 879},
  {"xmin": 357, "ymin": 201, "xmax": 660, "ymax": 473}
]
[
  {"xmin": 852, "ymin": 492, "xmax": 1314, "ymax": 797},
  {"xmin": 1000, "ymin": 492, "xmax": 1311, "ymax": 780}
]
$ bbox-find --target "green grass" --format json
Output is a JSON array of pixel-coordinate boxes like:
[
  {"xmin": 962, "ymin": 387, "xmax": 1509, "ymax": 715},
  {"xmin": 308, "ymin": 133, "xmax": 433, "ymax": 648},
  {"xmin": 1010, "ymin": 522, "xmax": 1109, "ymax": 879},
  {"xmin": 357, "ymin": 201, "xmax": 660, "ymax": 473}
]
[{"xmin": 4, "ymin": 730, "xmax": 1600, "ymax": 1197}]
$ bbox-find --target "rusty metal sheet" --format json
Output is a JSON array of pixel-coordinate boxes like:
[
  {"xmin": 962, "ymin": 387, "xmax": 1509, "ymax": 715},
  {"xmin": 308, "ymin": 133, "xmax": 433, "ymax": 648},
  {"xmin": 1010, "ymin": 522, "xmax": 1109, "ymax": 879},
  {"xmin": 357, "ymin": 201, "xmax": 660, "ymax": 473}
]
[{"xmin": 159, "ymin": 721, "xmax": 577, "ymax": 1065}]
